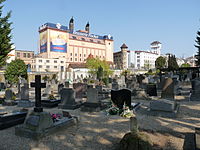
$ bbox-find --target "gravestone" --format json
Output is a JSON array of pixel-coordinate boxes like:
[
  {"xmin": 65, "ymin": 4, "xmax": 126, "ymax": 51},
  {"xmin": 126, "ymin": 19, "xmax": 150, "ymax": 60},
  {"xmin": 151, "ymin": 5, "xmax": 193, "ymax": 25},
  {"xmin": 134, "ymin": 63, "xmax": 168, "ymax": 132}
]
[
  {"xmin": 0, "ymin": 111, "xmax": 27, "ymax": 130},
  {"xmin": 149, "ymin": 99, "xmax": 179, "ymax": 118},
  {"xmin": 42, "ymin": 85, "xmax": 51, "ymax": 97},
  {"xmin": 161, "ymin": 77, "xmax": 174, "ymax": 99},
  {"xmin": 64, "ymin": 81, "xmax": 70, "ymax": 88},
  {"xmin": 0, "ymin": 82, "xmax": 6, "ymax": 91},
  {"xmin": 146, "ymin": 84, "xmax": 157, "ymax": 96},
  {"xmin": 58, "ymin": 88, "xmax": 82, "ymax": 109},
  {"xmin": 81, "ymin": 88, "xmax": 103, "ymax": 111},
  {"xmin": 5, "ymin": 89, "xmax": 13, "ymax": 100},
  {"xmin": 58, "ymin": 83, "xmax": 64, "ymax": 95},
  {"xmin": 73, "ymin": 83, "xmax": 87, "ymax": 99},
  {"xmin": 111, "ymin": 89, "xmax": 131, "ymax": 110},
  {"xmin": 190, "ymin": 78, "xmax": 200, "ymax": 101},
  {"xmin": 15, "ymin": 75, "xmax": 77, "ymax": 139},
  {"xmin": 21, "ymin": 83, "xmax": 29, "ymax": 100},
  {"xmin": 112, "ymin": 79, "xmax": 119, "ymax": 90},
  {"xmin": 18, "ymin": 83, "xmax": 34, "ymax": 107}
]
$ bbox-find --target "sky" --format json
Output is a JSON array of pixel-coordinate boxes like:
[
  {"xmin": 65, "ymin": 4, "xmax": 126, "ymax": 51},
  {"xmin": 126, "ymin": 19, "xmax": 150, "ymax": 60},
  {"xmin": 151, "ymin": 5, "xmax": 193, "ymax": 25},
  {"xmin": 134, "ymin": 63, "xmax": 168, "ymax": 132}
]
[{"xmin": 2, "ymin": 0, "xmax": 200, "ymax": 58}]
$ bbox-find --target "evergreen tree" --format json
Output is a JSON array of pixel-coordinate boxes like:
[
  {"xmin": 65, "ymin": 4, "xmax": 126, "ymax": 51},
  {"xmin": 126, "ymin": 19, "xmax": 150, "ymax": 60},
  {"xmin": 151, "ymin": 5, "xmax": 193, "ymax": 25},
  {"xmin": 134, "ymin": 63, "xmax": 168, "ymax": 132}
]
[
  {"xmin": 195, "ymin": 29, "xmax": 200, "ymax": 66},
  {"xmin": 168, "ymin": 54, "xmax": 179, "ymax": 71},
  {"xmin": 0, "ymin": 0, "xmax": 13, "ymax": 67}
]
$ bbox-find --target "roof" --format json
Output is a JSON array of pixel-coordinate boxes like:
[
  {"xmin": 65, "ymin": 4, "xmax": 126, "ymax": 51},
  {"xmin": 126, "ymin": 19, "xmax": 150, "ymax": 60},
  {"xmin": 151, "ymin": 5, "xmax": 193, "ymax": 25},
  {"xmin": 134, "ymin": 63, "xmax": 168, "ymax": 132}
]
[
  {"xmin": 15, "ymin": 49, "xmax": 34, "ymax": 52},
  {"xmin": 68, "ymin": 63, "xmax": 87, "ymax": 69},
  {"xmin": 120, "ymin": 43, "xmax": 128, "ymax": 49},
  {"xmin": 151, "ymin": 41, "xmax": 161, "ymax": 45}
]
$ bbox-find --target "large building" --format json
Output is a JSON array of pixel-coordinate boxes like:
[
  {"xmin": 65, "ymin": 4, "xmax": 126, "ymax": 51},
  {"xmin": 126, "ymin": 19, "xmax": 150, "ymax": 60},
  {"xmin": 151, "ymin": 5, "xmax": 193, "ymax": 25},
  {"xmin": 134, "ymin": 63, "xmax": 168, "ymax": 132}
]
[
  {"xmin": 133, "ymin": 41, "xmax": 161, "ymax": 69},
  {"xmin": 38, "ymin": 18, "xmax": 114, "ymax": 67}
]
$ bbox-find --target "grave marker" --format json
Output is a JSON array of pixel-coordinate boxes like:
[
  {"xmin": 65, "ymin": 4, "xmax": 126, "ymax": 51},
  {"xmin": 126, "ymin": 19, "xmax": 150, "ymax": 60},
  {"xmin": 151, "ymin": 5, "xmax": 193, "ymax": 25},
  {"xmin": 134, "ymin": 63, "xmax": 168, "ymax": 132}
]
[{"xmin": 30, "ymin": 75, "xmax": 46, "ymax": 112}]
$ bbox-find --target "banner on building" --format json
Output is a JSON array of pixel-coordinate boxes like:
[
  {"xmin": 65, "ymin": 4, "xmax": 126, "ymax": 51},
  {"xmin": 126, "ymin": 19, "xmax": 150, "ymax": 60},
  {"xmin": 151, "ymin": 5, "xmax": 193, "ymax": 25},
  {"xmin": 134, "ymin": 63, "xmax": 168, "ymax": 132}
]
[
  {"xmin": 40, "ymin": 31, "xmax": 47, "ymax": 53},
  {"xmin": 50, "ymin": 31, "xmax": 67, "ymax": 52}
]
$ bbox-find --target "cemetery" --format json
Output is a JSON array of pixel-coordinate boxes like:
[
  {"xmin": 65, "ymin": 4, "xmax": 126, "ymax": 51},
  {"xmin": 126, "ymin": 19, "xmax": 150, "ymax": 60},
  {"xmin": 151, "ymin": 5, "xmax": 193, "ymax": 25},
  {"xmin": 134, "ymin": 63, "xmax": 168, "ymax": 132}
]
[
  {"xmin": 0, "ymin": 71, "xmax": 200, "ymax": 149},
  {"xmin": 0, "ymin": 1, "xmax": 200, "ymax": 149}
]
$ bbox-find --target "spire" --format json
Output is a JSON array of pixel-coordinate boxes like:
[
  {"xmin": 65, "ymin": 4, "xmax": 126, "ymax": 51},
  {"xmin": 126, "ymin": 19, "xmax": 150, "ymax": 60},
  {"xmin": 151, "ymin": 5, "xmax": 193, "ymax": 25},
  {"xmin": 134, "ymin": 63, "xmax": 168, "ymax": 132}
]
[
  {"xmin": 120, "ymin": 43, "xmax": 128, "ymax": 49},
  {"xmin": 85, "ymin": 21, "xmax": 90, "ymax": 33},
  {"xmin": 69, "ymin": 16, "xmax": 74, "ymax": 33},
  {"xmin": 69, "ymin": 16, "xmax": 74, "ymax": 23}
]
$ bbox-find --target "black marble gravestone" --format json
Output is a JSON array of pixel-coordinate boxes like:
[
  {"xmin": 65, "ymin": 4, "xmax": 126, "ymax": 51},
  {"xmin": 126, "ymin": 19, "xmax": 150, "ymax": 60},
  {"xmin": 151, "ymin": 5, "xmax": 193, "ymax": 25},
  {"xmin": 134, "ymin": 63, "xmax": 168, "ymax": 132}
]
[{"xmin": 111, "ymin": 89, "xmax": 131, "ymax": 109}]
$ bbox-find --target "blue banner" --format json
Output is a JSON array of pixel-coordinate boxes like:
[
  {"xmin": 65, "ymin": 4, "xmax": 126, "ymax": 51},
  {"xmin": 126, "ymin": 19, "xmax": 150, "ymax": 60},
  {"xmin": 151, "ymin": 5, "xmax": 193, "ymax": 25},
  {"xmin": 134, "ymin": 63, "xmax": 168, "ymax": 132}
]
[
  {"xmin": 50, "ymin": 42, "xmax": 67, "ymax": 52},
  {"xmin": 40, "ymin": 43, "xmax": 47, "ymax": 53}
]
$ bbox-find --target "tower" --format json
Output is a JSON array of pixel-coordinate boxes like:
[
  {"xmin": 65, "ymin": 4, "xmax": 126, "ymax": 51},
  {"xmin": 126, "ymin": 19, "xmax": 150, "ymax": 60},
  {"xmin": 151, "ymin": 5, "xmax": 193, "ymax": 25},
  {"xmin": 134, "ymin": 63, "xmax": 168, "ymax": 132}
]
[
  {"xmin": 120, "ymin": 43, "xmax": 128, "ymax": 69},
  {"xmin": 150, "ymin": 41, "xmax": 161, "ymax": 56},
  {"xmin": 69, "ymin": 17, "xmax": 74, "ymax": 33},
  {"xmin": 85, "ymin": 22, "xmax": 90, "ymax": 33}
]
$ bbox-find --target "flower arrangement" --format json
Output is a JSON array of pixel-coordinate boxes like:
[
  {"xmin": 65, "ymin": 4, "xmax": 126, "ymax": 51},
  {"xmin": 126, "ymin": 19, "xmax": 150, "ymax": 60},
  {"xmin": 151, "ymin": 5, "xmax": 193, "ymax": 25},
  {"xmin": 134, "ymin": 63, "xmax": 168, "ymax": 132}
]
[
  {"xmin": 51, "ymin": 113, "xmax": 62, "ymax": 122},
  {"xmin": 106, "ymin": 103, "xmax": 134, "ymax": 118}
]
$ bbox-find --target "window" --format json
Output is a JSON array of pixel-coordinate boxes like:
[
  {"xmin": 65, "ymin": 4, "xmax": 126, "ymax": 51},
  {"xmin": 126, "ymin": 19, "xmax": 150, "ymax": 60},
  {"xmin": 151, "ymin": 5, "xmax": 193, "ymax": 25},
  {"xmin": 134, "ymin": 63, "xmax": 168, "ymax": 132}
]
[
  {"xmin": 23, "ymin": 53, "xmax": 26, "ymax": 57},
  {"xmin": 61, "ymin": 66, "xmax": 64, "ymax": 71},
  {"xmin": 80, "ymin": 54, "xmax": 81, "ymax": 57},
  {"xmin": 70, "ymin": 58, "xmax": 72, "ymax": 61},
  {"xmin": 61, "ymin": 61, "xmax": 64, "ymax": 63},
  {"xmin": 39, "ymin": 60, "xmax": 42, "ymax": 63},
  {"xmin": 70, "ymin": 53, "xmax": 72, "ymax": 56},
  {"xmin": 54, "ymin": 66, "xmax": 57, "ymax": 68},
  {"xmin": 54, "ymin": 60, "xmax": 57, "ymax": 63},
  {"xmin": 75, "ymin": 58, "xmax": 77, "ymax": 61},
  {"xmin": 17, "ymin": 52, "xmax": 20, "ymax": 57},
  {"xmin": 81, "ymin": 38, "xmax": 85, "ymax": 41},
  {"xmin": 46, "ymin": 66, "xmax": 50, "ymax": 68},
  {"xmin": 46, "ymin": 60, "xmax": 50, "ymax": 63},
  {"xmin": 80, "ymin": 58, "xmax": 81, "ymax": 61},
  {"xmin": 90, "ymin": 39, "xmax": 93, "ymax": 42},
  {"xmin": 27, "ymin": 53, "xmax": 30, "ymax": 58},
  {"xmin": 39, "ymin": 65, "xmax": 42, "ymax": 68},
  {"xmin": 84, "ymin": 54, "xmax": 86, "ymax": 57},
  {"xmin": 75, "ymin": 53, "xmax": 77, "ymax": 56},
  {"xmin": 72, "ymin": 36, "xmax": 77, "ymax": 39}
]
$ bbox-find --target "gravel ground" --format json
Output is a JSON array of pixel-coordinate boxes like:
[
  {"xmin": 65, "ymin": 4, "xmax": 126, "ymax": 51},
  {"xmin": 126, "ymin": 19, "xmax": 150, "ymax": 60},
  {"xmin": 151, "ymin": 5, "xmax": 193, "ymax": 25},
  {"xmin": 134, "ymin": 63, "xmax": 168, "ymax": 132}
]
[{"xmin": 0, "ymin": 84, "xmax": 198, "ymax": 150}]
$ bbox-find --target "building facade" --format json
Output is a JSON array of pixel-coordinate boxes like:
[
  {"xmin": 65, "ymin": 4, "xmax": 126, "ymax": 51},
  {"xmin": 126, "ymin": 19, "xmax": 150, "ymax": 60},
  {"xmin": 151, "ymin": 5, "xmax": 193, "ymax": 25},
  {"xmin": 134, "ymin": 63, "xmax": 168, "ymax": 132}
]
[
  {"xmin": 132, "ymin": 41, "xmax": 161, "ymax": 69},
  {"xmin": 7, "ymin": 49, "xmax": 35, "ymax": 64},
  {"xmin": 113, "ymin": 43, "xmax": 129, "ymax": 70},
  {"xmin": 38, "ymin": 18, "xmax": 114, "ymax": 66}
]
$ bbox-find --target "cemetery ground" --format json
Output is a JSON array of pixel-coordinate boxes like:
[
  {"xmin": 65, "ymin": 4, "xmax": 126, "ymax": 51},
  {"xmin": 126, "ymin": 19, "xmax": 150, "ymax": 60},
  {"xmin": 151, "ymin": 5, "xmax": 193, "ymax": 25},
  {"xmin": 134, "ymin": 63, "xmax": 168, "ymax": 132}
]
[
  {"xmin": 0, "ymin": 97, "xmax": 199, "ymax": 149},
  {"xmin": 0, "ymin": 84, "xmax": 198, "ymax": 150}
]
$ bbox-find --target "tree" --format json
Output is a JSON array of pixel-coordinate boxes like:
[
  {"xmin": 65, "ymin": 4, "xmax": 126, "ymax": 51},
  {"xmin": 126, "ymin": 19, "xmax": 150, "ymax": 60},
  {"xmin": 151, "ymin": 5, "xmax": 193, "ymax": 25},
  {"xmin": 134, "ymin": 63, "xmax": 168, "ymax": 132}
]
[
  {"xmin": 0, "ymin": 0, "xmax": 13, "ymax": 67},
  {"xmin": 195, "ymin": 29, "xmax": 200, "ymax": 66},
  {"xmin": 181, "ymin": 63, "xmax": 191, "ymax": 68},
  {"xmin": 155, "ymin": 56, "xmax": 166, "ymax": 69},
  {"xmin": 4, "ymin": 59, "xmax": 27, "ymax": 85},
  {"xmin": 86, "ymin": 57, "xmax": 113, "ymax": 79},
  {"xmin": 168, "ymin": 54, "xmax": 179, "ymax": 71}
]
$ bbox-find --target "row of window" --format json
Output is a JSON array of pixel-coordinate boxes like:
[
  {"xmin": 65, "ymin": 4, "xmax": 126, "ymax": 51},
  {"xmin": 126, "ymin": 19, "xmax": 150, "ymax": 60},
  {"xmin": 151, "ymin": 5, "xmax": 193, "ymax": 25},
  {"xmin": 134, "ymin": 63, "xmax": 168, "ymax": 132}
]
[
  {"xmin": 34, "ymin": 65, "xmax": 64, "ymax": 69},
  {"xmin": 72, "ymin": 36, "xmax": 103, "ymax": 44},
  {"xmin": 17, "ymin": 52, "xmax": 33, "ymax": 58},
  {"xmin": 37, "ymin": 60, "xmax": 64, "ymax": 63}
]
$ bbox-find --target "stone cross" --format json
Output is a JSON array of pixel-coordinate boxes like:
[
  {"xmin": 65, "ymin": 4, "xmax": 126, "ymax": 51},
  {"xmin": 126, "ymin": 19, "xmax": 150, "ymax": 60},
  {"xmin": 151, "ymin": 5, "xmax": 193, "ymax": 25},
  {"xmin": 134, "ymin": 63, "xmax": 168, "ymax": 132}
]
[{"xmin": 31, "ymin": 75, "xmax": 46, "ymax": 112}]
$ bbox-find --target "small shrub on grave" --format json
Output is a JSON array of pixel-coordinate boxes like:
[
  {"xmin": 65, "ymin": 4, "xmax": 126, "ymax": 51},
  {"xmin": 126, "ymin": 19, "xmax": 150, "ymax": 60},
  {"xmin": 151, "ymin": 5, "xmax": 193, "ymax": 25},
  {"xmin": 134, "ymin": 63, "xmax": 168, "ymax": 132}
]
[
  {"xmin": 48, "ymin": 94, "xmax": 56, "ymax": 100},
  {"xmin": 119, "ymin": 132, "xmax": 153, "ymax": 150}
]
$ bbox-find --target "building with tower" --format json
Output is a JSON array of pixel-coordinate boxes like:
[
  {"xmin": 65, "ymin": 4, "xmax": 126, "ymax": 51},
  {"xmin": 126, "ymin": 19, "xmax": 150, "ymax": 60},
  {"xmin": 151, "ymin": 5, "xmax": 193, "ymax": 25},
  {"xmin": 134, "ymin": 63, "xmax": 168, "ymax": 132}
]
[
  {"xmin": 37, "ymin": 17, "xmax": 114, "ymax": 66},
  {"xmin": 113, "ymin": 43, "xmax": 129, "ymax": 70}
]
